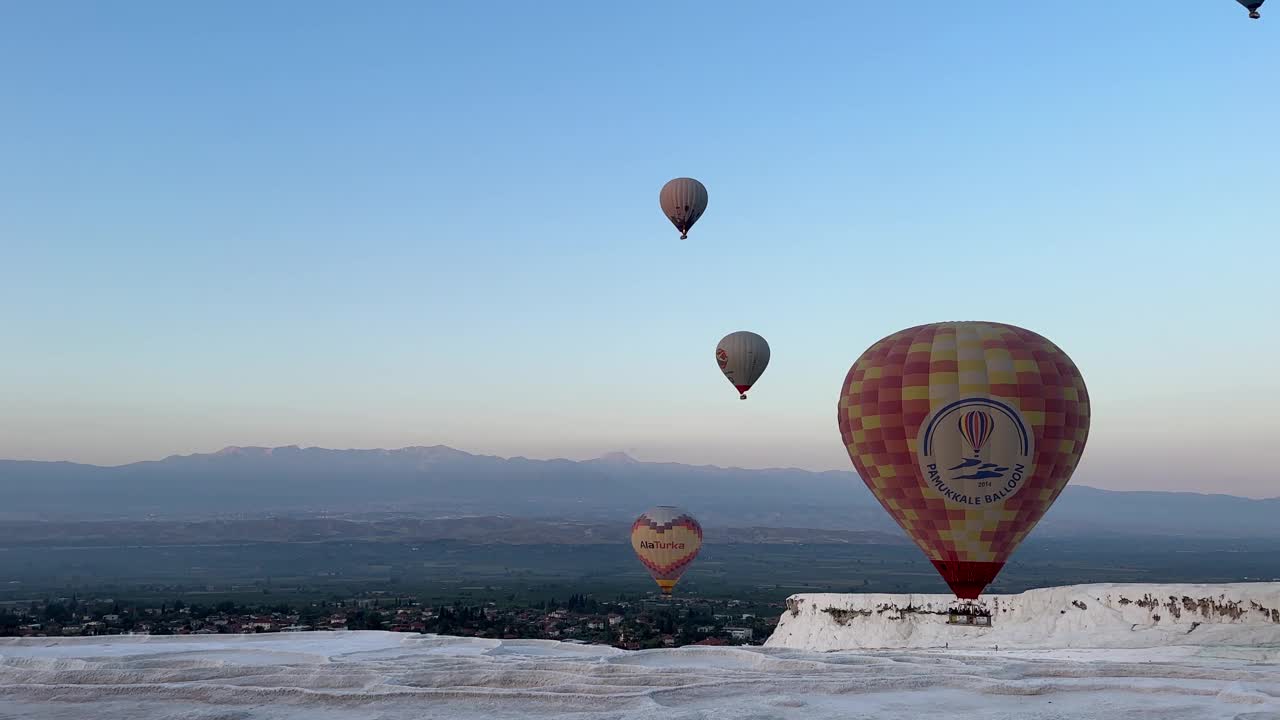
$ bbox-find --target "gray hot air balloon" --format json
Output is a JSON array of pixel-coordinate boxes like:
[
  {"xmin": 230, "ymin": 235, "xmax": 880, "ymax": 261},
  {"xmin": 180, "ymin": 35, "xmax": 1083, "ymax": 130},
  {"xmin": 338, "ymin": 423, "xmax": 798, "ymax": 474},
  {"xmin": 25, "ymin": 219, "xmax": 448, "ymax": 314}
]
[
  {"xmin": 716, "ymin": 331, "xmax": 770, "ymax": 400},
  {"xmin": 1238, "ymin": 0, "xmax": 1264, "ymax": 18},
  {"xmin": 659, "ymin": 178, "xmax": 708, "ymax": 239}
]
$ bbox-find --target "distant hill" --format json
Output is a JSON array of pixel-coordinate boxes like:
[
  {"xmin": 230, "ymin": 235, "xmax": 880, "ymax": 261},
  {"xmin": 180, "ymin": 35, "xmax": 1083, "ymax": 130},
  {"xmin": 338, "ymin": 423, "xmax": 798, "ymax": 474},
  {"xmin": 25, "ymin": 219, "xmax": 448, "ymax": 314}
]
[
  {"xmin": 0, "ymin": 516, "xmax": 908, "ymax": 548},
  {"xmin": 1, "ymin": 445, "xmax": 1276, "ymax": 538}
]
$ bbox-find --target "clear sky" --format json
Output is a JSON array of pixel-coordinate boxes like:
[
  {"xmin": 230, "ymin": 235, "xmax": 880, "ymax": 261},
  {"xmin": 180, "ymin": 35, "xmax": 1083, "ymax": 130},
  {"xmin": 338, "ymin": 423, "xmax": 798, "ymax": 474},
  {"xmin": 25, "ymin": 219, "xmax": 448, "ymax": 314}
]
[{"xmin": 2, "ymin": 1, "xmax": 1277, "ymax": 497}]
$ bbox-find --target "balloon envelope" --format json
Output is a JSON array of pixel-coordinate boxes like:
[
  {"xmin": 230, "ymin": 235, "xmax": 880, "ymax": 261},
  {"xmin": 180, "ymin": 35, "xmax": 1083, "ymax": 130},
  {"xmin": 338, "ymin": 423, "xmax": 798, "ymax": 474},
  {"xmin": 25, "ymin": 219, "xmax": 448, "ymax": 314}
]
[
  {"xmin": 716, "ymin": 331, "xmax": 770, "ymax": 399},
  {"xmin": 659, "ymin": 178, "xmax": 708, "ymax": 239},
  {"xmin": 837, "ymin": 321, "xmax": 1089, "ymax": 599},
  {"xmin": 631, "ymin": 506, "xmax": 703, "ymax": 596}
]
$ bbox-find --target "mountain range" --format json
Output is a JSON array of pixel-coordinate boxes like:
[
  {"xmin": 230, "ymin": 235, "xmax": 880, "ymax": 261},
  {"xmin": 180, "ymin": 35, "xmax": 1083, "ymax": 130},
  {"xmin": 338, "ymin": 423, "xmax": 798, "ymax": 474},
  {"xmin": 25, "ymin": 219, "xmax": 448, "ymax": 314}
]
[
  {"xmin": 0, "ymin": 516, "xmax": 907, "ymax": 548},
  {"xmin": 1, "ymin": 445, "xmax": 1277, "ymax": 538}
]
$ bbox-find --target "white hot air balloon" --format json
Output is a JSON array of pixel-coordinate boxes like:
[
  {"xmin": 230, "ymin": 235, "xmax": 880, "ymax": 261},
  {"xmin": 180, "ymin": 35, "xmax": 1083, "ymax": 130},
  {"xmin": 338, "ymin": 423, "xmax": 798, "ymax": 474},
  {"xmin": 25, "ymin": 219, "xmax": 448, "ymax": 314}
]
[
  {"xmin": 659, "ymin": 178, "xmax": 708, "ymax": 239},
  {"xmin": 715, "ymin": 331, "xmax": 770, "ymax": 400}
]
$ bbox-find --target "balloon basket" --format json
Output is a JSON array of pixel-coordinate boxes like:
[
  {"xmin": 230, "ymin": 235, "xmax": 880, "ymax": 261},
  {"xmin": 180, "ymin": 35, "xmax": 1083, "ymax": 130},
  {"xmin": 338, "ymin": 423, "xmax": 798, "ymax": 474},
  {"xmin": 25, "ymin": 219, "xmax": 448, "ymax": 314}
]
[{"xmin": 946, "ymin": 602, "xmax": 993, "ymax": 627}]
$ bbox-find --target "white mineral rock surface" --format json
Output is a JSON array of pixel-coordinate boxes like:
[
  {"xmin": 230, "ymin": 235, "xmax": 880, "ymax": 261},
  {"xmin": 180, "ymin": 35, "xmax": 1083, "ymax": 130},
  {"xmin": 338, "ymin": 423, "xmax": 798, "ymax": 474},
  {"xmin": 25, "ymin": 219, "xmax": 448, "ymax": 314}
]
[{"xmin": 1, "ymin": 584, "xmax": 1277, "ymax": 719}]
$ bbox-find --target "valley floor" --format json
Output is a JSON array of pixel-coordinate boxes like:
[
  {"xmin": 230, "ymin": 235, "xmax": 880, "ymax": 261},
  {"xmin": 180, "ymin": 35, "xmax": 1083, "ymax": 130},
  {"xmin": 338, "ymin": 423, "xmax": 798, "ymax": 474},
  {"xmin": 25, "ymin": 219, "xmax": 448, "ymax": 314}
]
[{"xmin": 1, "ymin": 631, "xmax": 1277, "ymax": 719}]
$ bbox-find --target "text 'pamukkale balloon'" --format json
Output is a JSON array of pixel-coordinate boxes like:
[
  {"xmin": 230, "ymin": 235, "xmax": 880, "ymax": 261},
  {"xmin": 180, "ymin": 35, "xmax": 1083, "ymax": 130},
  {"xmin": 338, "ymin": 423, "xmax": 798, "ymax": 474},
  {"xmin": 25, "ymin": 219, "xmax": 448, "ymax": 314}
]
[
  {"xmin": 631, "ymin": 506, "xmax": 703, "ymax": 597},
  {"xmin": 716, "ymin": 331, "xmax": 770, "ymax": 400},
  {"xmin": 659, "ymin": 178, "xmax": 708, "ymax": 239},
  {"xmin": 837, "ymin": 321, "xmax": 1090, "ymax": 599}
]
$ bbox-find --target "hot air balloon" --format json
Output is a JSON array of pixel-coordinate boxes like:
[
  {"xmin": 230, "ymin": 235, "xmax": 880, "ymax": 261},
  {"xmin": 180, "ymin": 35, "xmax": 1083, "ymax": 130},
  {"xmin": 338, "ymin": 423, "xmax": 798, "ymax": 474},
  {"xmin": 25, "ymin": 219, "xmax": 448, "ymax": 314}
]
[
  {"xmin": 631, "ymin": 506, "xmax": 703, "ymax": 597},
  {"xmin": 1238, "ymin": 0, "xmax": 1264, "ymax": 19},
  {"xmin": 716, "ymin": 331, "xmax": 770, "ymax": 400},
  {"xmin": 837, "ymin": 321, "xmax": 1090, "ymax": 600},
  {"xmin": 659, "ymin": 178, "xmax": 708, "ymax": 239}
]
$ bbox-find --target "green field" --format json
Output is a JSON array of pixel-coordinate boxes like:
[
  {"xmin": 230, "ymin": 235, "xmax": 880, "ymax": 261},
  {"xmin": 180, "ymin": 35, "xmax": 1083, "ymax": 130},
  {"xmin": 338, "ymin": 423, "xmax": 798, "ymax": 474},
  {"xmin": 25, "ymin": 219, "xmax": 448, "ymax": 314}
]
[{"xmin": 2, "ymin": 535, "xmax": 1275, "ymax": 611}]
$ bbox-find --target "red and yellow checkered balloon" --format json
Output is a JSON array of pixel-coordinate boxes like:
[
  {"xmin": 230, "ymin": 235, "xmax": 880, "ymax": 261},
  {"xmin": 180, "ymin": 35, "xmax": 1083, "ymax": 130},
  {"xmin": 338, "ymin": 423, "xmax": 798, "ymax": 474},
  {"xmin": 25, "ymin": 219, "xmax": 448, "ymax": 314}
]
[{"xmin": 838, "ymin": 322, "xmax": 1089, "ymax": 598}]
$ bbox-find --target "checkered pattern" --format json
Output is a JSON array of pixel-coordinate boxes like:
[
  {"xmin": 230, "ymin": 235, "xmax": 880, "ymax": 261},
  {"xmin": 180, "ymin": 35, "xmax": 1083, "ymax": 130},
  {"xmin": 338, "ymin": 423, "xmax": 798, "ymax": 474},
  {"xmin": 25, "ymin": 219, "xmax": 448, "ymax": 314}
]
[
  {"xmin": 631, "ymin": 512, "xmax": 704, "ymax": 586},
  {"xmin": 838, "ymin": 322, "xmax": 1090, "ymax": 574}
]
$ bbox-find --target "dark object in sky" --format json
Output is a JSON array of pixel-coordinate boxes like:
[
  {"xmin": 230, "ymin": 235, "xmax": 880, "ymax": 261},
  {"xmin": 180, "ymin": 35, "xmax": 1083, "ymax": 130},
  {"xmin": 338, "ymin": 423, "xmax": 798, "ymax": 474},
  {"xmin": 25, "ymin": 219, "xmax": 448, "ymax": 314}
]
[
  {"xmin": 659, "ymin": 177, "xmax": 708, "ymax": 239},
  {"xmin": 1238, "ymin": 0, "xmax": 1264, "ymax": 19}
]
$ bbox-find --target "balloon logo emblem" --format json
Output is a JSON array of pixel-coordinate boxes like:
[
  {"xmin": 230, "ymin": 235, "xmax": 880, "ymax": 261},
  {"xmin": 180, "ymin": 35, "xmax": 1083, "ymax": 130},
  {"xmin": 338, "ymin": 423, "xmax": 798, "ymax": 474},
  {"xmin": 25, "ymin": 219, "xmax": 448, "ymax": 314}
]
[
  {"xmin": 958, "ymin": 410, "xmax": 995, "ymax": 456},
  {"xmin": 918, "ymin": 397, "xmax": 1035, "ymax": 507},
  {"xmin": 716, "ymin": 348, "xmax": 729, "ymax": 370}
]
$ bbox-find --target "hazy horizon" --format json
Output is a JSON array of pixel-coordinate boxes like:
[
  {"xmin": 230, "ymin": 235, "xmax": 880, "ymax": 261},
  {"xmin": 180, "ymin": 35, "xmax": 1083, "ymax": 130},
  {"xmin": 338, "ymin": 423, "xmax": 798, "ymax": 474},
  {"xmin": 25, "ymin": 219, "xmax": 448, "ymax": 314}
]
[
  {"xmin": 3, "ymin": 440, "xmax": 1278, "ymax": 500},
  {"xmin": 3, "ymin": 1, "xmax": 1278, "ymax": 497}
]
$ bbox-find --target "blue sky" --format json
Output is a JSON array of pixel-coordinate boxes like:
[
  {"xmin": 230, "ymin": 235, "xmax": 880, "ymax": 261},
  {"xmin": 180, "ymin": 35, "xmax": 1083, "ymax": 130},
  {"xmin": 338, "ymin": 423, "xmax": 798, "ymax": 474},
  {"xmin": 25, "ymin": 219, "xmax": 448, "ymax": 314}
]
[{"xmin": 1, "ymin": 1, "xmax": 1277, "ymax": 496}]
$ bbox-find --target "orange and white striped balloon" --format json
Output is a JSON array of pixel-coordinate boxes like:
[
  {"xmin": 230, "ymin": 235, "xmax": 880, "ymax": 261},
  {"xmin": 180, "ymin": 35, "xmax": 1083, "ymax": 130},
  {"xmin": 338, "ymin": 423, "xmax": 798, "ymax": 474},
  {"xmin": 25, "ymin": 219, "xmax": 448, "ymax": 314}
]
[{"xmin": 631, "ymin": 506, "xmax": 703, "ymax": 596}]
